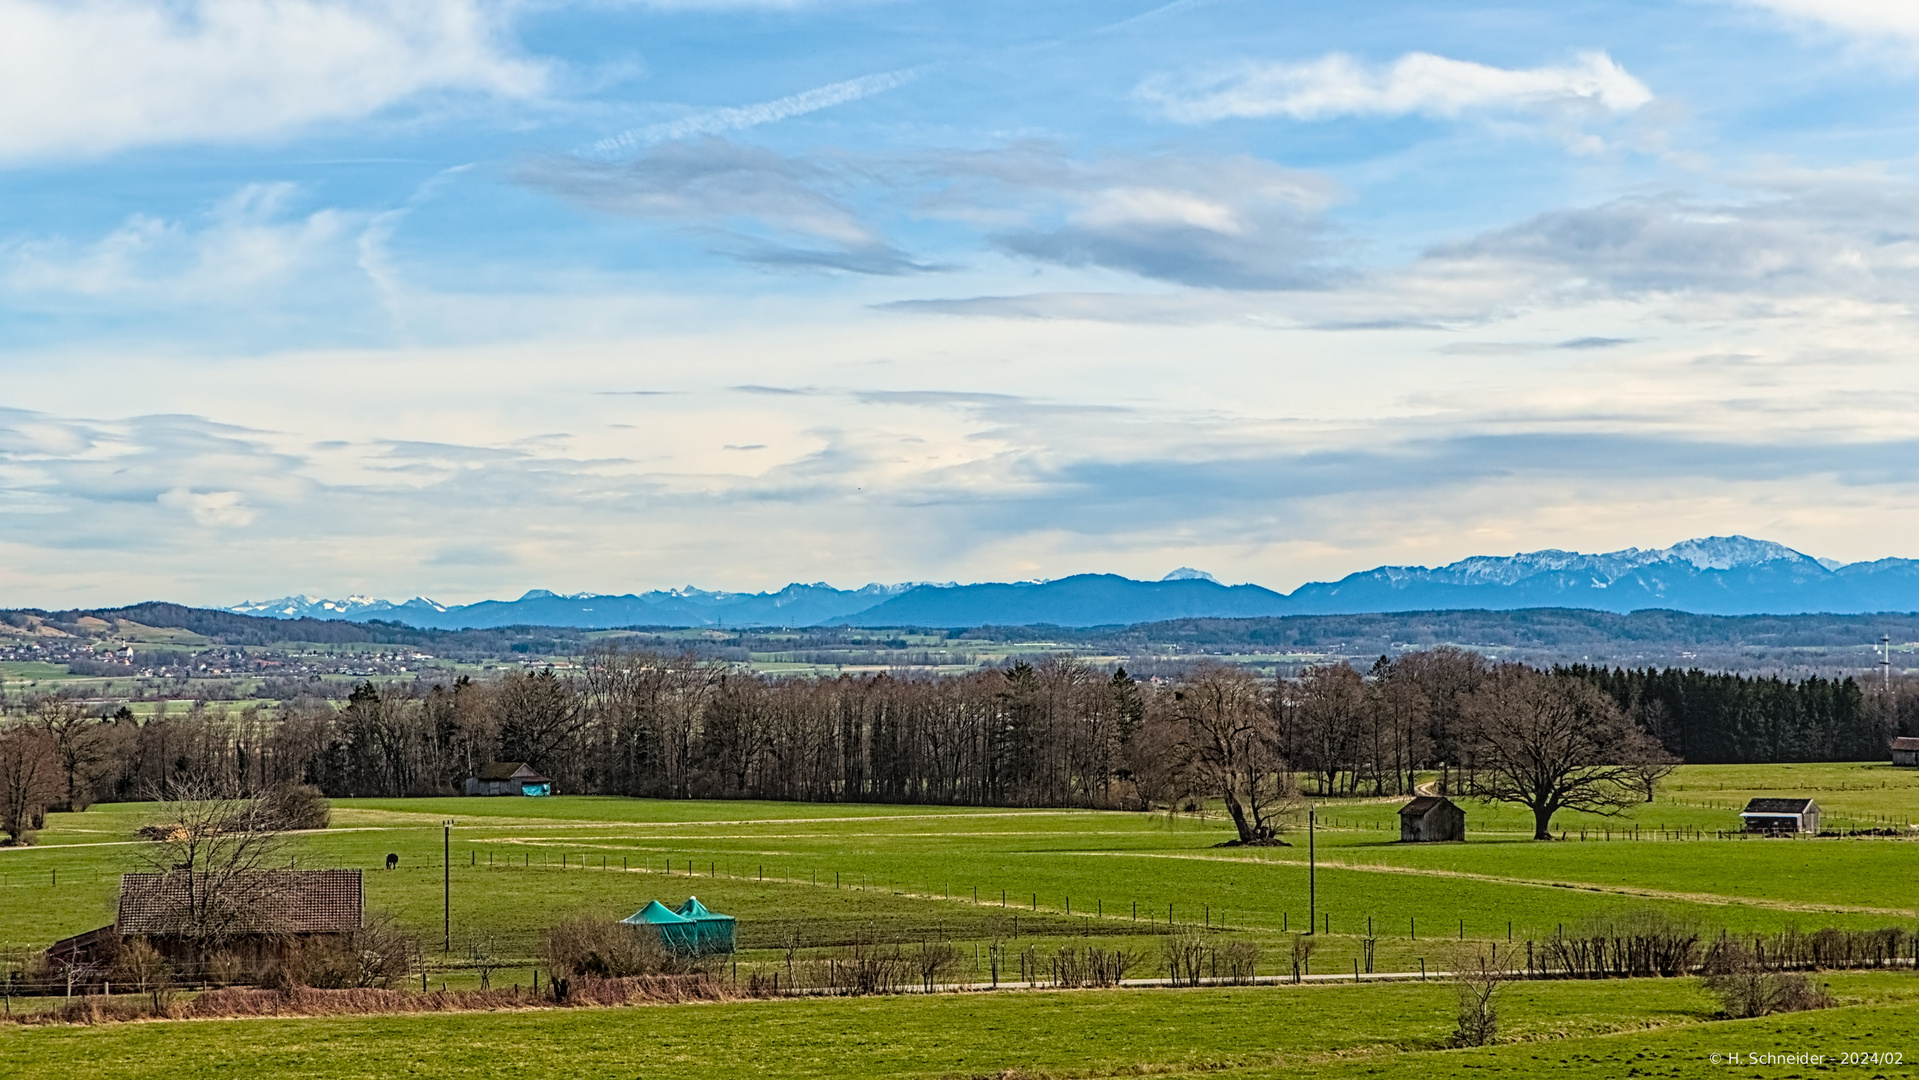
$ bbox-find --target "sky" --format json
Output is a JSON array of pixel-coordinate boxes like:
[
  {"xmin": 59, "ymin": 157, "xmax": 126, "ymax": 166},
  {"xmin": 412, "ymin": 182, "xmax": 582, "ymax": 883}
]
[{"xmin": 5, "ymin": 0, "xmax": 1919, "ymax": 607}]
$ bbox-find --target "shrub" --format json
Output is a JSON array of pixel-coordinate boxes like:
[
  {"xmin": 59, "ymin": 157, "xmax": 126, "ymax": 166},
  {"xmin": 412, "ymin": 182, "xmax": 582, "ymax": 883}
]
[
  {"xmin": 282, "ymin": 914, "xmax": 417, "ymax": 989},
  {"xmin": 113, "ymin": 937, "xmax": 172, "ymax": 1010},
  {"xmin": 544, "ymin": 915, "xmax": 675, "ymax": 980},
  {"xmin": 205, "ymin": 950, "xmax": 244, "ymax": 988},
  {"xmin": 1702, "ymin": 942, "xmax": 1832, "ymax": 1018},
  {"xmin": 1162, "ymin": 928, "xmax": 1207, "ymax": 986},
  {"xmin": 260, "ymin": 782, "xmax": 330, "ymax": 831},
  {"xmin": 1288, "ymin": 933, "xmax": 1316, "ymax": 982},
  {"xmin": 915, "ymin": 939, "xmax": 962, "ymax": 991},
  {"xmin": 1045, "ymin": 946, "xmax": 1136, "ymax": 988},
  {"xmin": 1219, "ymin": 940, "xmax": 1261, "ymax": 985},
  {"xmin": 1450, "ymin": 946, "xmax": 1513, "ymax": 1048}
]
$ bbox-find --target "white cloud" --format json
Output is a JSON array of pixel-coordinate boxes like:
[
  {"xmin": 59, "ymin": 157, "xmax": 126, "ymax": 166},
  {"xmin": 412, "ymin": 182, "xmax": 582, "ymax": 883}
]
[
  {"xmin": 1140, "ymin": 50, "xmax": 1652, "ymax": 123},
  {"xmin": 3, "ymin": 183, "xmax": 359, "ymax": 303},
  {"xmin": 159, "ymin": 488, "xmax": 257, "ymax": 528},
  {"xmin": 1745, "ymin": 0, "xmax": 1919, "ymax": 44},
  {"xmin": 0, "ymin": 0, "xmax": 545, "ymax": 161}
]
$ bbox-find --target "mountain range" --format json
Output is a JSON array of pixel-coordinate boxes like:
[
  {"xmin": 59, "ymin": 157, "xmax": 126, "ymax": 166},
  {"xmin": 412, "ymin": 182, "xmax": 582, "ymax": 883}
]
[{"xmin": 229, "ymin": 537, "xmax": 1919, "ymax": 630}]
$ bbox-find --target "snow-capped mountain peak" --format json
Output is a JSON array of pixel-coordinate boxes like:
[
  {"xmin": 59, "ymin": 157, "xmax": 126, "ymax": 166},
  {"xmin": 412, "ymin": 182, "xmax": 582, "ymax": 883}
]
[{"xmin": 1656, "ymin": 535, "xmax": 1814, "ymax": 571}]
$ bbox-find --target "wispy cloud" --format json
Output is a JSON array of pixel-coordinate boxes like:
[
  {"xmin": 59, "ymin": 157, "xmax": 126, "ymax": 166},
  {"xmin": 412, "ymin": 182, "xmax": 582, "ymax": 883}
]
[
  {"xmin": 1139, "ymin": 51, "xmax": 1651, "ymax": 123},
  {"xmin": 522, "ymin": 138, "xmax": 925, "ymax": 274},
  {"xmin": 927, "ymin": 145, "xmax": 1344, "ymax": 289},
  {"xmin": 584, "ymin": 68, "xmax": 922, "ymax": 159}
]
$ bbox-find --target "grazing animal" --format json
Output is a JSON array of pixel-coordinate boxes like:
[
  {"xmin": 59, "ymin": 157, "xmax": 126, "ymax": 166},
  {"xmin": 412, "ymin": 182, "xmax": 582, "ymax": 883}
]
[{"xmin": 385, "ymin": 853, "xmax": 399, "ymax": 870}]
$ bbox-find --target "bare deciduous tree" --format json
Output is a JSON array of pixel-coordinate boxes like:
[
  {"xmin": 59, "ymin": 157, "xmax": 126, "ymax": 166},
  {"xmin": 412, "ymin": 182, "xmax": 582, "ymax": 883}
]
[
  {"xmin": 1463, "ymin": 666, "xmax": 1662, "ymax": 840},
  {"xmin": 0, "ymin": 724, "xmax": 59, "ymax": 844},
  {"xmin": 1170, "ymin": 664, "xmax": 1291, "ymax": 844},
  {"xmin": 1292, "ymin": 664, "xmax": 1367, "ymax": 797},
  {"xmin": 34, "ymin": 697, "xmax": 113, "ymax": 812}
]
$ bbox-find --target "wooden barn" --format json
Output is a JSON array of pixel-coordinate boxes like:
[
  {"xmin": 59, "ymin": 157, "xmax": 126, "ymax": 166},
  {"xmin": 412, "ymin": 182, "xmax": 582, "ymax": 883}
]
[
  {"xmin": 1891, "ymin": 737, "xmax": 1919, "ymax": 767},
  {"xmin": 1397, "ymin": 796, "xmax": 1466, "ymax": 842},
  {"xmin": 47, "ymin": 868, "xmax": 364, "ymax": 973},
  {"xmin": 1740, "ymin": 797, "xmax": 1820, "ymax": 834},
  {"xmin": 464, "ymin": 762, "xmax": 554, "ymax": 797}
]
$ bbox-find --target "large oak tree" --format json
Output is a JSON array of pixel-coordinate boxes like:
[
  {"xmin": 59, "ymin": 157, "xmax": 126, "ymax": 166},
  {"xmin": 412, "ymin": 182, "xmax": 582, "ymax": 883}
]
[{"xmin": 1463, "ymin": 665, "xmax": 1664, "ymax": 840}]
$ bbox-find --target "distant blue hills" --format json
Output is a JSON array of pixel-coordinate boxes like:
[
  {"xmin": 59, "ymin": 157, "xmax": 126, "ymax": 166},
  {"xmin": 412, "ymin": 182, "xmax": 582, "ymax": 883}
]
[{"xmin": 229, "ymin": 536, "xmax": 1919, "ymax": 630}]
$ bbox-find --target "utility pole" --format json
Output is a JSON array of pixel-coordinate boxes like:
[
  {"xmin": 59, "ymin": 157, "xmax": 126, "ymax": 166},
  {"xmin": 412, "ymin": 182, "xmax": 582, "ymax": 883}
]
[
  {"xmin": 1883, "ymin": 634, "xmax": 1893, "ymax": 691},
  {"xmin": 1308, "ymin": 805, "xmax": 1316, "ymax": 935},
  {"xmin": 443, "ymin": 819, "xmax": 454, "ymax": 952}
]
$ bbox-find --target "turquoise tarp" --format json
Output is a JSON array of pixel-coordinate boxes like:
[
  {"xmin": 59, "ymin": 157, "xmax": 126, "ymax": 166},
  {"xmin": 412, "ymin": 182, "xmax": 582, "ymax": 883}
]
[
  {"xmin": 621, "ymin": 900, "xmax": 698, "ymax": 951},
  {"xmin": 676, "ymin": 896, "xmax": 737, "ymax": 955}
]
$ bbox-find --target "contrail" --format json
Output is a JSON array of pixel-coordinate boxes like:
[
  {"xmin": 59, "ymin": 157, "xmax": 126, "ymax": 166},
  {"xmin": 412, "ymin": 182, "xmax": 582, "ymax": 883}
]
[{"xmin": 583, "ymin": 67, "xmax": 924, "ymax": 159}]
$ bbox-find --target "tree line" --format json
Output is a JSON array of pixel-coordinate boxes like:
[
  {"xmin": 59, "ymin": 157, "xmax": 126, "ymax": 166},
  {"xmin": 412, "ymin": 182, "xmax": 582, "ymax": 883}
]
[{"xmin": 1, "ymin": 647, "xmax": 1901, "ymax": 846}]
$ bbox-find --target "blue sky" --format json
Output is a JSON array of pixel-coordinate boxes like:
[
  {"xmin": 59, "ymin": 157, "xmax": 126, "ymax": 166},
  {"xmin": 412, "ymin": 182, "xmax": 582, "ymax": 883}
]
[{"xmin": 4, "ymin": 0, "xmax": 1919, "ymax": 606}]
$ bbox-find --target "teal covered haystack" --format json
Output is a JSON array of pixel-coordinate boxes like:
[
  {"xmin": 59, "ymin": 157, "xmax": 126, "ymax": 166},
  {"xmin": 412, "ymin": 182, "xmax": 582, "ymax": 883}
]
[
  {"xmin": 621, "ymin": 899, "xmax": 699, "ymax": 951},
  {"xmin": 620, "ymin": 896, "xmax": 735, "ymax": 954},
  {"xmin": 675, "ymin": 896, "xmax": 736, "ymax": 954}
]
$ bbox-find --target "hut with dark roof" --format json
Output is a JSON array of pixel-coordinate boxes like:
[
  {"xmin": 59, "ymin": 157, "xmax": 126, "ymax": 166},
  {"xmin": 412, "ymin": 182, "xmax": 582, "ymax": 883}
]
[
  {"xmin": 1891, "ymin": 737, "xmax": 1919, "ymax": 767},
  {"xmin": 1740, "ymin": 798, "xmax": 1820, "ymax": 834},
  {"xmin": 465, "ymin": 762, "xmax": 554, "ymax": 796},
  {"xmin": 1397, "ymin": 796, "xmax": 1466, "ymax": 843},
  {"xmin": 48, "ymin": 868, "xmax": 363, "ymax": 973}
]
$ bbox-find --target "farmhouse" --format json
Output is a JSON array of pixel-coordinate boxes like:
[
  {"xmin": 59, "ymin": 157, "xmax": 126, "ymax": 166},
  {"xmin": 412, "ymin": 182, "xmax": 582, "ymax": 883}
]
[
  {"xmin": 1739, "ymin": 797, "xmax": 1820, "ymax": 834},
  {"xmin": 1397, "ymin": 796, "xmax": 1466, "ymax": 842},
  {"xmin": 1891, "ymin": 737, "xmax": 1919, "ymax": 767},
  {"xmin": 464, "ymin": 762, "xmax": 554, "ymax": 797},
  {"xmin": 47, "ymin": 868, "xmax": 364, "ymax": 971}
]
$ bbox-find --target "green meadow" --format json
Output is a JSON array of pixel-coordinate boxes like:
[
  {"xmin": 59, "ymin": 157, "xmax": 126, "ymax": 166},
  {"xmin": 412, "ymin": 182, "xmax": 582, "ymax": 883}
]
[
  {"xmin": 4, "ymin": 975, "xmax": 1917, "ymax": 1079},
  {"xmin": 3, "ymin": 762, "xmax": 1917, "ymax": 1077}
]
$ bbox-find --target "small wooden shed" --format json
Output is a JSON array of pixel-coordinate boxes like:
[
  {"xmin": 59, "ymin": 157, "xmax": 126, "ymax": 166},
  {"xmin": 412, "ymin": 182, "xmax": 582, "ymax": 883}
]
[
  {"xmin": 1397, "ymin": 796, "xmax": 1466, "ymax": 842},
  {"xmin": 1740, "ymin": 797, "xmax": 1820, "ymax": 834},
  {"xmin": 1891, "ymin": 737, "xmax": 1919, "ymax": 767},
  {"xmin": 464, "ymin": 762, "xmax": 553, "ymax": 797},
  {"xmin": 48, "ymin": 868, "xmax": 364, "ymax": 973}
]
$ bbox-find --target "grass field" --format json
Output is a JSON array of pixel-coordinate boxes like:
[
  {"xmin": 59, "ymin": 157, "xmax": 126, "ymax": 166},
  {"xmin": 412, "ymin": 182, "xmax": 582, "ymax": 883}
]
[
  {"xmin": 4, "ymin": 762, "xmax": 1917, "ymax": 1077},
  {"xmin": 3, "ymin": 974, "xmax": 1916, "ymax": 1079}
]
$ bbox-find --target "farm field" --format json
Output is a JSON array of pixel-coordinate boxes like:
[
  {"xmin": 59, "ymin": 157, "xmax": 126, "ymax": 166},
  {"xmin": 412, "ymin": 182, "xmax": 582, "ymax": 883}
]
[
  {"xmin": 4, "ymin": 764, "xmax": 1917, "ymax": 980},
  {"xmin": 3, "ymin": 762, "xmax": 1917, "ymax": 1077},
  {"xmin": 3, "ymin": 974, "xmax": 1917, "ymax": 1079}
]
